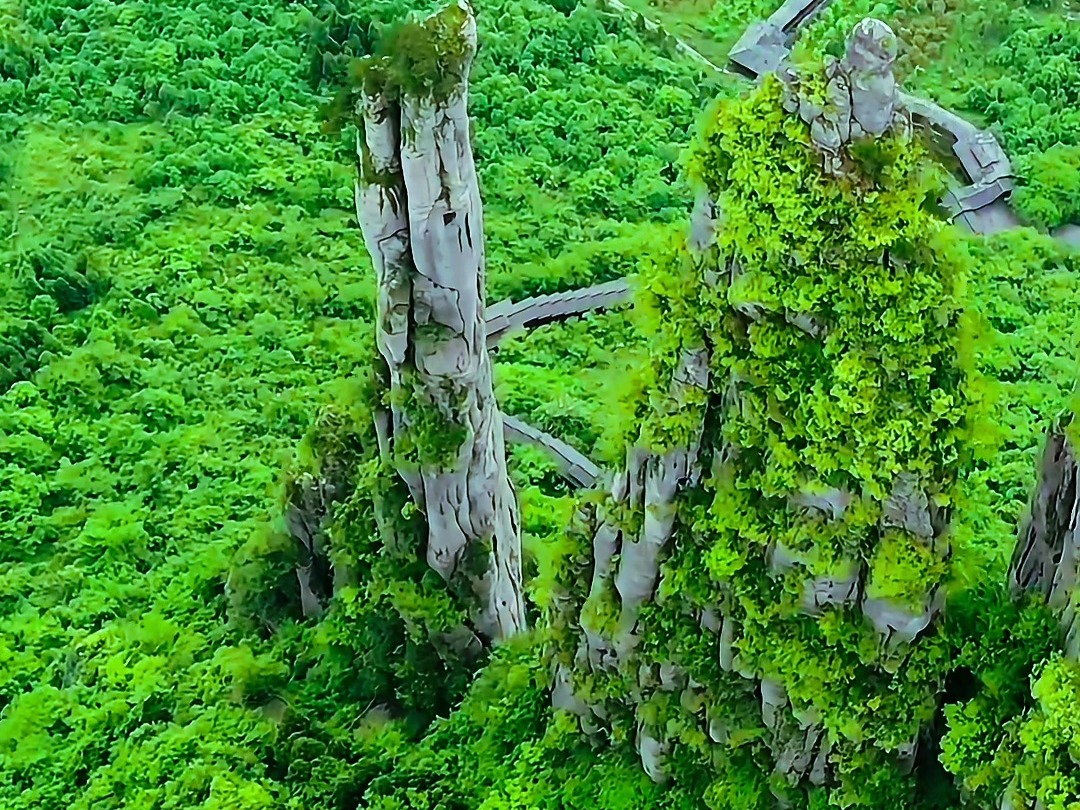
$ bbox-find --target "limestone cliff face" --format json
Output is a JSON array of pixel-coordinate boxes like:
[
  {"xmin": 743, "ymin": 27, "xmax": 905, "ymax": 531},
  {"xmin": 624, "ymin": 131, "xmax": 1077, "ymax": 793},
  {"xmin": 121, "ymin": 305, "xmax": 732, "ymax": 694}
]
[
  {"xmin": 1009, "ymin": 419, "xmax": 1080, "ymax": 661},
  {"xmin": 354, "ymin": 2, "xmax": 525, "ymax": 643}
]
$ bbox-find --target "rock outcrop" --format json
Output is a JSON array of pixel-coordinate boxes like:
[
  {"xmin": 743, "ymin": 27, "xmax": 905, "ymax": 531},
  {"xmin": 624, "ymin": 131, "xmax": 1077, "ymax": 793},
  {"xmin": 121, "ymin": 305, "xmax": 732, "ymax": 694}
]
[
  {"xmin": 354, "ymin": 1, "xmax": 525, "ymax": 643},
  {"xmin": 1009, "ymin": 419, "xmax": 1080, "ymax": 661},
  {"xmin": 284, "ymin": 472, "xmax": 340, "ymax": 618},
  {"xmin": 781, "ymin": 18, "xmax": 912, "ymax": 176},
  {"xmin": 551, "ymin": 22, "xmax": 963, "ymax": 798},
  {"xmin": 553, "ymin": 192, "xmax": 717, "ymax": 780}
]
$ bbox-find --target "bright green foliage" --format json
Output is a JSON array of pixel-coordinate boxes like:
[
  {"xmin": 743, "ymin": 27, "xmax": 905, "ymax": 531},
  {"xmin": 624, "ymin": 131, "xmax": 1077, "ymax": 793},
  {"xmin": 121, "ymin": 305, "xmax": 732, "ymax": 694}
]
[
  {"xmin": 964, "ymin": 14, "xmax": 1080, "ymax": 230},
  {"xmin": 937, "ymin": 410, "xmax": 1080, "ymax": 810},
  {"xmin": 1008, "ymin": 657, "xmax": 1080, "ymax": 808},
  {"xmin": 937, "ymin": 586, "xmax": 1062, "ymax": 808},
  {"xmin": 608, "ymin": 0, "xmax": 780, "ymax": 67},
  {"xmin": 281, "ymin": 381, "xmax": 481, "ymax": 714},
  {"xmin": 701, "ymin": 0, "xmax": 787, "ymax": 50},
  {"xmin": 352, "ymin": 1, "xmax": 474, "ymax": 103},
  {"xmin": 964, "ymin": 16, "xmax": 1080, "ymax": 157},
  {"xmin": 1010, "ymin": 660, "xmax": 1080, "ymax": 810},
  {"xmin": 0, "ymin": 164, "xmax": 379, "ymax": 808},
  {"xmin": 959, "ymin": 230, "xmax": 1080, "ymax": 560},
  {"xmin": 0, "ymin": 0, "xmax": 719, "ymax": 807},
  {"xmin": 1012, "ymin": 145, "xmax": 1080, "ymax": 232},
  {"xmin": 943, "ymin": 632, "xmax": 1080, "ymax": 810},
  {"xmin": 795, "ymin": 0, "xmax": 954, "ymax": 71},
  {"xmin": 796, "ymin": 0, "xmax": 1079, "ymax": 230},
  {"xmin": 1, "ymin": 0, "xmax": 317, "ymax": 124},
  {"xmin": 343, "ymin": 635, "xmax": 723, "ymax": 809}
]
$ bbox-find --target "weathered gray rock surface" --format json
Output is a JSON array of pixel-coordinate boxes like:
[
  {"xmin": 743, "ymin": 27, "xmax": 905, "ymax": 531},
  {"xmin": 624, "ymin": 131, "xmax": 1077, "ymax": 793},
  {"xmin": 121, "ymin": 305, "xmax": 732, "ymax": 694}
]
[
  {"xmin": 552, "ymin": 193, "xmax": 718, "ymax": 781},
  {"xmin": 354, "ymin": 2, "xmax": 525, "ymax": 642},
  {"xmin": 781, "ymin": 18, "xmax": 912, "ymax": 175},
  {"xmin": 284, "ymin": 472, "xmax": 340, "ymax": 618},
  {"xmin": 1009, "ymin": 421, "xmax": 1080, "ymax": 660}
]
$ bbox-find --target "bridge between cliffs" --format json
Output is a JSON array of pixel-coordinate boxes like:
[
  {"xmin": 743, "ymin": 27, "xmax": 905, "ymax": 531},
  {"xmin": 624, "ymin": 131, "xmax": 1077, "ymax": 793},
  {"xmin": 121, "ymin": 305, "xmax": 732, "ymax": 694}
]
[
  {"xmin": 487, "ymin": 279, "xmax": 630, "ymax": 489},
  {"xmin": 495, "ymin": 0, "xmax": 1079, "ymax": 483}
]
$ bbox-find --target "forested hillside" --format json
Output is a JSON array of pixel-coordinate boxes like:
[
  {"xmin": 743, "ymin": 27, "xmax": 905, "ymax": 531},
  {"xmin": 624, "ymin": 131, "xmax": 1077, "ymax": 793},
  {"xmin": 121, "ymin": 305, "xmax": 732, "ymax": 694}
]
[{"xmin": 1, "ymin": 0, "xmax": 1078, "ymax": 808}]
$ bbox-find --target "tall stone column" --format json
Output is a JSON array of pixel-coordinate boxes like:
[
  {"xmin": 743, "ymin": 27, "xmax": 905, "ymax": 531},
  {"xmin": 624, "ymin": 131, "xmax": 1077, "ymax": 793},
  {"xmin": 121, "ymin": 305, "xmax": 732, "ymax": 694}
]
[
  {"xmin": 552, "ymin": 21, "xmax": 969, "ymax": 800},
  {"xmin": 354, "ymin": 1, "xmax": 526, "ymax": 643}
]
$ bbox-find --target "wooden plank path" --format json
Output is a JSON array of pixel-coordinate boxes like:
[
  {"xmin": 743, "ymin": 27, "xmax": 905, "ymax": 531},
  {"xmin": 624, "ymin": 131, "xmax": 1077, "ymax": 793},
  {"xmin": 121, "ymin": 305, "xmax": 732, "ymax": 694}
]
[
  {"xmin": 486, "ymin": 278, "xmax": 632, "ymax": 349},
  {"xmin": 502, "ymin": 414, "xmax": 602, "ymax": 489},
  {"xmin": 490, "ymin": 280, "xmax": 630, "ymax": 484}
]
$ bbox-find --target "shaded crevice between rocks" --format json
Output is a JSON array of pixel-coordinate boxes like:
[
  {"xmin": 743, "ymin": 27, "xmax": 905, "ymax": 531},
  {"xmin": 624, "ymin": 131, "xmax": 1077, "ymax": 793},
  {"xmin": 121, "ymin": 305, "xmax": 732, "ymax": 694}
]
[{"xmin": 284, "ymin": 472, "xmax": 343, "ymax": 619}]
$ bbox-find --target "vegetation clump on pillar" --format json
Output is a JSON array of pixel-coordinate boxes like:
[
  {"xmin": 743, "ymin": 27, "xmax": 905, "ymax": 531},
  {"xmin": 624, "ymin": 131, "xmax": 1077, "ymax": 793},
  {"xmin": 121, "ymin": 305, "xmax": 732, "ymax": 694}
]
[{"xmin": 549, "ymin": 20, "xmax": 986, "ymax": 807}]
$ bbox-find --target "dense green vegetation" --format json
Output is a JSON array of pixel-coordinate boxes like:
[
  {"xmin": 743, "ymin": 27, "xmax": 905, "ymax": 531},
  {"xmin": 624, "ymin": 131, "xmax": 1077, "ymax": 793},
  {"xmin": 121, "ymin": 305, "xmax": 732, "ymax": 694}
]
[
  {"xmin": 548, "ymin": 71, "xmax": 1078, "ymax": 809},
  {"xmin": 0, "ymin": 0, "xmax": 716, "ymax": 805},
  {"xmin": 1, "ymin": 0, "xmax": 1078, "ymax": 808}
]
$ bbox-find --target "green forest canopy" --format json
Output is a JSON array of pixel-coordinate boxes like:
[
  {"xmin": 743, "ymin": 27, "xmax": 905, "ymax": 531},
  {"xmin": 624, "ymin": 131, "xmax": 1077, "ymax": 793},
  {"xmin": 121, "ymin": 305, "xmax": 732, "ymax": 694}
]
[{"xmin": 0, "ymin": 0, "xmax": 1078, "ymax": 808}]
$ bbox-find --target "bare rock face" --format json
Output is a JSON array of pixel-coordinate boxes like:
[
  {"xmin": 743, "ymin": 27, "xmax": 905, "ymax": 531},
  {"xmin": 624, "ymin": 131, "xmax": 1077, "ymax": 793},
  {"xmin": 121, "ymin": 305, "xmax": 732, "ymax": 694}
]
[
  {"xmin": 843, "ymin": 19, "xmax": 902, "ymax": 137},
  {"xmin": 611, "ymin": 368, "xmax": 709, "ymax": 661},
  {"xmin": 882, "ymin": 472, "xmax": 934, "ymax": 540},
  {"xmin": 637, "ymin": 726, "xmax": 670, "ymax": 783},
  {"xmin": 354, "ymin": 2, "xmax": 525, "ymax": 643},
  {"xmin": 1009, "ymin": 420, "xmax": 1080, "ymax": 660},
  {"xmin": 788, "ymin": 483, "xmax": 853, "ymax": 522},
  {"xmin": 999, "ymin": 434, "xmax": 1079, "ymax": 810},
  {"xmin": 800, "ymin": 560, "xmax": 862, "ymax": 615},
  {"xmin": 284, "ymin": 426, "xmax": 359, "ymax": 618},
  {"xmin": 862, "ymin": 586, "xmax": 946, "ymax": 651},
  {"xmin": 760, "ymin": 679, "xmax": 832, "ymax": 788},
  {"xmin": 284, "ymin": 472, "xmax": 340, "ymax": 618},
  {"xmin": 567, "ymin": 349, "xmax": 710, "ymax": 755},
  {"xmin": 782, "ymin": 19, "xmax": 911, "ymax": 175}
]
